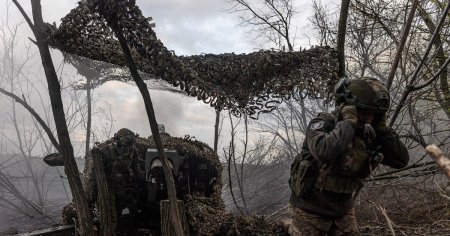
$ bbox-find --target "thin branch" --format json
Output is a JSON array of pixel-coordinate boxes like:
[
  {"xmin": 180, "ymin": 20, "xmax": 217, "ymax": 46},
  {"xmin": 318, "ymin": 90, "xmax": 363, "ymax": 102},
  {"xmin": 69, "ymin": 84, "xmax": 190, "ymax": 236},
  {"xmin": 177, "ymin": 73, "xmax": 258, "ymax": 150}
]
[
  {"xmin": 406, "ymin": 2, "xmax": 450, "ymax": 87},
  {"xmin": 388, "ymin": 2, "xmax": 450, "ymax": 126},
  {"xmin": 378, "ymin": 205, "xmax": 396, "ymax": 236},
  {"xmin": 386, "ymin": 0, "xmax": 419, "ymax": 90},
  {"xmin": 10, "ymin": 0, "xmax": 35, "ymax": 35},
  {"xmin": 413, "ymin": 55, "xmax": 450, "ymax": 91}
]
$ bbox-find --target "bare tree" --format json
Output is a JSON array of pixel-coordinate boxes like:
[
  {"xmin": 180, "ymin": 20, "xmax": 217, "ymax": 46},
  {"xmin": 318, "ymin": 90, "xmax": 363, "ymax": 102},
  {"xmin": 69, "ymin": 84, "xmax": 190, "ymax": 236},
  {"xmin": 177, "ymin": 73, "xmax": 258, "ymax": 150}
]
[
  {"xmin": 415, "ymin": 2, "xmax": 450, "ymax": 120},
  {"xmin": 0, "ymin": 6, "xmax": 55, "ymax": 218},
  {"xmin": 310, "ymin": 0, "xmax": 337, "ymax": 47},
  {"xmin": 222, "ymin": 110, "xmax": 294, "ymax": 215},
  {"xmin": 223, "ymin": 112, "xmax": 249, "ymax": 214},
  {"xmin": 11, "ymin": 1, "xmax": 95, "ymax": 234},
  {"xmin": 227, "ymin": 0, "xmax": 297, "ymax": 51}
]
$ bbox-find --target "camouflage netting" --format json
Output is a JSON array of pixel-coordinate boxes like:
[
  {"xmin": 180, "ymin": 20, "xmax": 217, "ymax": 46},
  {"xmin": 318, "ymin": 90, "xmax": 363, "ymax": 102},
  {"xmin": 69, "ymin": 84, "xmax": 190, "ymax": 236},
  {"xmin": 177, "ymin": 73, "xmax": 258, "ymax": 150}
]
[
  {"xmin": 66, "ymin": 53, "xmax": 186, "ymax": 95},
  {"xmin": 184, "ymin": 195, "xmax": 232, "ymax": 235},
  {"xmin": 45, "ymin": 0, "xmax": 338, "ymax": 118},
  {"xmin": 184, "ymin": 196, "xmax": 286, "ymax": 236}
]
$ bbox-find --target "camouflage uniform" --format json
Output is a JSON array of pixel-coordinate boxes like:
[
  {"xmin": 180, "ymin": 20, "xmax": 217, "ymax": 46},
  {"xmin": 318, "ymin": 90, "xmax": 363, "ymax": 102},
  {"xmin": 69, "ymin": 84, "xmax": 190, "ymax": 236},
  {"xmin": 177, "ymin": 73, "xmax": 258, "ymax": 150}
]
[
  {"xmin": 289, "ymin": 206, "xmax": 359, "ymax": 236},
  {"xmin": 84, "ymin": 128, "xmax": 142, "ymax": 229},
  {"xmin": 289, "ymin": 78, "xmax": 409, "ymax": 235}
]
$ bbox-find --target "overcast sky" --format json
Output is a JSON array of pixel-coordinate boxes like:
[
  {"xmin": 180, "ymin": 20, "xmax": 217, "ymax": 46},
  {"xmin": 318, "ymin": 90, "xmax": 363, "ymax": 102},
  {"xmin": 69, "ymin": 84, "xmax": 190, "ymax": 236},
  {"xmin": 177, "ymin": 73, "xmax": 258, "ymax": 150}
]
[{"xmin": 0, "ymin": 0, "xmax": 338, "ymax": 157}]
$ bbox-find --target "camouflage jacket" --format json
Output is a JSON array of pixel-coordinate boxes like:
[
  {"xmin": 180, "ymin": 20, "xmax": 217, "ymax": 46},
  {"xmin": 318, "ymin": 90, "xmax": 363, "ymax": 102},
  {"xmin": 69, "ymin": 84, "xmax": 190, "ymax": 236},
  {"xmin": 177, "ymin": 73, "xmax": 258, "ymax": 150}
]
[
  {"xmin": 83, "ymin": 142, "xmax": 140, "ymax": 204},
  {"xmin": 290, "ymin": 112, "xmax": 409, "ymax": 218}
]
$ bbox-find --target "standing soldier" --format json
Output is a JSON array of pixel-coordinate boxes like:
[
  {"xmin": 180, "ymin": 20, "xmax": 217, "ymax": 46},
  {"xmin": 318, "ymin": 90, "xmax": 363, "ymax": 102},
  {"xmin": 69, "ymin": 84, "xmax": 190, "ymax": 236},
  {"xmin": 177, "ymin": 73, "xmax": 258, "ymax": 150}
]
[
  {"xmin": 84, "ymin": 128, "xmax": 142, "ymax": 233},
  {"xmin": 289, "ymin": 77, "xmax": 409, "ymax": 235}
]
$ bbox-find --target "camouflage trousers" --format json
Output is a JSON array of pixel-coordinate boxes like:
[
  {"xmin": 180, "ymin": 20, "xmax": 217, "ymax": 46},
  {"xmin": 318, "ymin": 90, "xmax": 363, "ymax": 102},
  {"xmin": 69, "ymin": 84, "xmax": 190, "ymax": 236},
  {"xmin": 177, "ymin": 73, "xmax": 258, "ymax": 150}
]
[{"xmin": 289, "ymin": 206, "xmax": 360, "ymax": 236}]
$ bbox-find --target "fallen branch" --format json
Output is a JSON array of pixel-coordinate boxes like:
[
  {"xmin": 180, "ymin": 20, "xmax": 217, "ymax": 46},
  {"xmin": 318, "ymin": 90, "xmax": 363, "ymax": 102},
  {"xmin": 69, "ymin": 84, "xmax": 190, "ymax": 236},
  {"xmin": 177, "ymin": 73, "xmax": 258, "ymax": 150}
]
[{"xmin": 378, "ymin": 205, "xmax": 396, "ymax": 236}]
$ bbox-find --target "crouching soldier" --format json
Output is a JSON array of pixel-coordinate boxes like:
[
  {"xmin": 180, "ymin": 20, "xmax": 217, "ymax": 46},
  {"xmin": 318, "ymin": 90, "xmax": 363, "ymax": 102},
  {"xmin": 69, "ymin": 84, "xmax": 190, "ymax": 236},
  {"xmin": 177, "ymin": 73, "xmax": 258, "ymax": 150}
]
[
  {"xmin": 84, "ymin": 128, "xmax": 142, "ymax": 234},
  {"xmin": 289, "ymin": 77, "xmax": 409, "ymax": 235}
]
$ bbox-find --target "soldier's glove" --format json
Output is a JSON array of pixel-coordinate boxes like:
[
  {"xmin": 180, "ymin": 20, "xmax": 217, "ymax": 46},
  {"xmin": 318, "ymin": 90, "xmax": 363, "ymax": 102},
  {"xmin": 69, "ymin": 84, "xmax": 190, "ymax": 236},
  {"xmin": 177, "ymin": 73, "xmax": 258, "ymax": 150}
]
[
  {"xmin": 340, "ymin": 105, "xmax": 358, "ymax": 125},
  {"xmin": 372, "ymin": 113, "xmax": 387, "ymax": 132}
]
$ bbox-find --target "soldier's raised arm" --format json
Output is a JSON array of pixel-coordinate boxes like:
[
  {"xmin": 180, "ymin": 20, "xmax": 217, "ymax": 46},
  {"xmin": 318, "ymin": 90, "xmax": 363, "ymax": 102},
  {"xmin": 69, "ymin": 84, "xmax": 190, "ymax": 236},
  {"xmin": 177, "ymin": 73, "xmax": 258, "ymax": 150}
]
[{"xmin": 306, "ymin": 105, "xmax": 357, "ymax": 163}]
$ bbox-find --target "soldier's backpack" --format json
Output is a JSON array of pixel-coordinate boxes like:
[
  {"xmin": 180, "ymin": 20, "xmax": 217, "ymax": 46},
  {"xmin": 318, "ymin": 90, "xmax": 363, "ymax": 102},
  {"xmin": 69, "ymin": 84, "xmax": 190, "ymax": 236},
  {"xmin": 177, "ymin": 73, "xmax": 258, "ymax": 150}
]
[{"xmin": 289, "ymin": 154, "xmax": 319, "ymax": 197}]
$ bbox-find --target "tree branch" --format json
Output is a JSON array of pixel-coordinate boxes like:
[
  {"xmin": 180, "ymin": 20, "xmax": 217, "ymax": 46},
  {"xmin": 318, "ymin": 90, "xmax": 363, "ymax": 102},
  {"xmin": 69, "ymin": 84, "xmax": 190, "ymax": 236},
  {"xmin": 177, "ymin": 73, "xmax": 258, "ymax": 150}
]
[
  {"xmin": 0, "ymin": 88, "xmax": 60, "ymax": 152},
  {"xmin": 388, "ymin": 1, "xmax": 450, "ymax": 126},
  {"xmin": 386, "ymin": 0, "xmax": 419, "ymax": 90},
  {"xmin": 10, "ymin": 0, "xmax": 35, "ymax": 35}
]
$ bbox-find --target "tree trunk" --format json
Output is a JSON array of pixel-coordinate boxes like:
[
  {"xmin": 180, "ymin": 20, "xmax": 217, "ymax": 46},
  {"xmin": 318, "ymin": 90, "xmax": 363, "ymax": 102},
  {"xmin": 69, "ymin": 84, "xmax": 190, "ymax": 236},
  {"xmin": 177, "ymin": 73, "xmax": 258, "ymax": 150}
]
[
  {"xmin": 28, "ymin": 1, "xmax": 95, "ymax": 235},
  {"xmin": 386, "ymin": 0, "xmax": 419, "ymax": 89},
  {"xmin": 114, "ymin": 29, "xmax": 188, "ymax": 236},
  {"xmin": 213, "ymin": 109, "xmax": 220, "ymax": 154},
  {"xmin": 227, "ymin": 113, "xmax": 244, "ymax": 215},
  {"xmin": 336, "ymin": 0, "xmax": 351, "ymax": 78},
  {"xmin": 160, "ymin": 200, "xmax": 190, "ymax": 236},
  {"xmin": 85, "ymin": 77, "xmax": 93, "ymax": 156},
  {"xmin": 91, "ymin": 148, "xmax": 116, "ymax": 236}
]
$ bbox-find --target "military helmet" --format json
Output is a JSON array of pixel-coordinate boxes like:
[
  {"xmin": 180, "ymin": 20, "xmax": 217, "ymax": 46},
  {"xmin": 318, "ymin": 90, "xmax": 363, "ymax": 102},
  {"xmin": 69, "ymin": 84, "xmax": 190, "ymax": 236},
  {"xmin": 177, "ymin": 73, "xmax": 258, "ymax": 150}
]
[
  {"xmin": 114, "ymin": 128, "xmax": 136, "ymax": 147},
  {"xmin": 334, "ymin": 77, "xmax": 390, "ymax": 113}
]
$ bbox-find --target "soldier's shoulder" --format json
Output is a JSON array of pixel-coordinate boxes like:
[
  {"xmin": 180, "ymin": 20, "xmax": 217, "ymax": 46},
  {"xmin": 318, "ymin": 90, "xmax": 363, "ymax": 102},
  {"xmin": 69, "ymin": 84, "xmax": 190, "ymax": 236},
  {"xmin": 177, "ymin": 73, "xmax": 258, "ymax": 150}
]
[
  {"xmin": 317, "ymin": 112, "xmax": 336, "ymax": 122},
  {"xmin": 308, "ymin": 112, "xmax": 335, "ymax": 132},
  {"xmin": 92, "ymin": 141, "xmax": 115, "ymax": 155}
]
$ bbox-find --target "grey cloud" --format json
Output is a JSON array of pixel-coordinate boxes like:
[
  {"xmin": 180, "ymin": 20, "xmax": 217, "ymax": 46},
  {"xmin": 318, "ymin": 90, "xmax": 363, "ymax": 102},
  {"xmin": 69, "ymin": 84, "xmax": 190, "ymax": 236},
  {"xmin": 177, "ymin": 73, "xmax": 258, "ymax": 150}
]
[{"xmin": 137, "ymin": 0, "xmax": 252, "ymax": 55}]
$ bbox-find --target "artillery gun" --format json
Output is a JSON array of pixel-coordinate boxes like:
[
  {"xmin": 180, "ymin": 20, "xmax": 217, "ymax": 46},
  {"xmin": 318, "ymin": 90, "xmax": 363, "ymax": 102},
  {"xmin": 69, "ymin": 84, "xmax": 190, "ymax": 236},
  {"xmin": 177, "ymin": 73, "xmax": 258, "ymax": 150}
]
[
  {"xmin": 27, "ymin": 128, "xmax": 284, "ymax": 236},
  {"xmin": 39, "ymin": 127, "xmax": 222, "ymax": 236}
]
